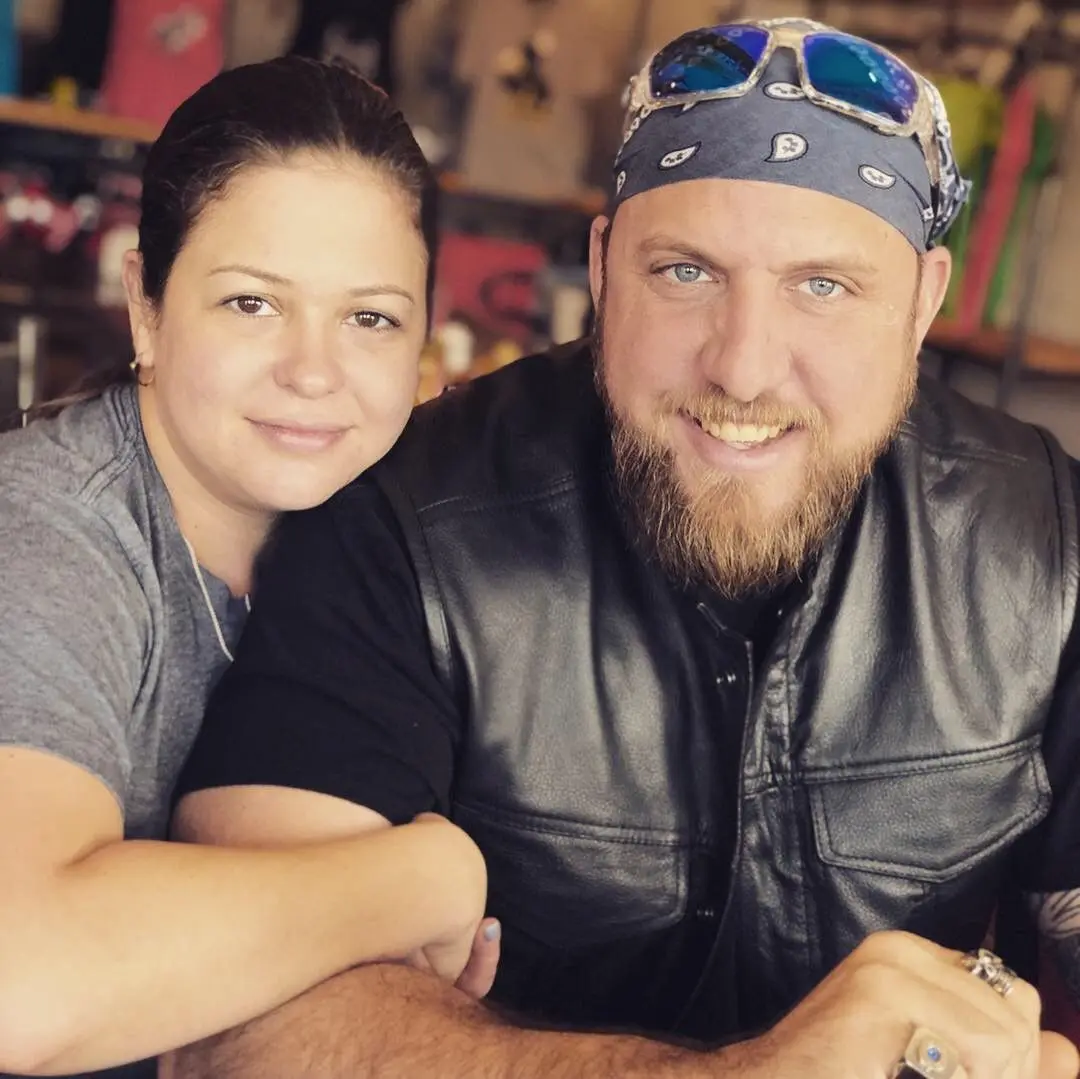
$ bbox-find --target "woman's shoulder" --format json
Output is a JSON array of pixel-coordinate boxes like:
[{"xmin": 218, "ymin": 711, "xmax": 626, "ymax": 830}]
[
  {"xmin": 0, "ymin": 386, "xmax": 141, "ymax": 495},
  {"xmin": 0, "ymin": 387, "xmax": 169, "ymax": 577}
]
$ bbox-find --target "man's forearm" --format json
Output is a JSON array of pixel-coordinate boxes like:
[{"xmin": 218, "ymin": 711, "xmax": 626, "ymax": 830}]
[{"xmin": 169, "ymin": 964, "xmax": 756, "ymax": 1079}]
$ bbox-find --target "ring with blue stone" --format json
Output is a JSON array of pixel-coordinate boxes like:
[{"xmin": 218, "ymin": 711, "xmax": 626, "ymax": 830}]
[{"xmin": 891, "ymin": 1027, "xmax": 961, "ymax": 1078}]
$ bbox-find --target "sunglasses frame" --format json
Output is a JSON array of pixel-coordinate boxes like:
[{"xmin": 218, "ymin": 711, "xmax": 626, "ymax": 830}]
[{"xmin": 622, "ymin": 18, "xmax": 941, "ymax": 194}]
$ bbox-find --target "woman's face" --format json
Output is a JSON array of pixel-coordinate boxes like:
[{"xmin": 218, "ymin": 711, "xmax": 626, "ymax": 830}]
[{"xmin": 127, "ymin": 152, "xmax": 428, "ymax": 515}]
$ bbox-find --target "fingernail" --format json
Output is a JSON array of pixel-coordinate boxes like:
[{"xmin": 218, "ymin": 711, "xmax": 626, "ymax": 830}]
[{"xmin": 483, "ymin": 920, "xmax": 502, "ymax": 942}]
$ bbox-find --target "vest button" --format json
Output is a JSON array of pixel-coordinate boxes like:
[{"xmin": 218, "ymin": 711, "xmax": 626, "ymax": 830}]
[
  {"xmin": 696, "ymin": 906, "xmax": 718, "ymax": 920},
  {"xmin": 716, "ymin": 672, "xmax": 738, "ymax": 686}
]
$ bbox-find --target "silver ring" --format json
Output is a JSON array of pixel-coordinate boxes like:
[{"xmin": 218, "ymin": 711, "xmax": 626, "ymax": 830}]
[
  {"xmin": 892, "ymin": 1027, "xmax": 961, "ymax": 1078},
  {"xmin": 962, "ymin": 947, "xmax": 1017, "ymax": 999}
]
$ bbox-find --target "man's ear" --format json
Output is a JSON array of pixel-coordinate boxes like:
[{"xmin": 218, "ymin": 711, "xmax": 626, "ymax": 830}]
[
  {"xmin": 913, "ymin": 245, "xmax": 952, "ymax": 344},
  {"xmin": 588, "ymin": 215, "xmax": 611, "ymax": 310}
]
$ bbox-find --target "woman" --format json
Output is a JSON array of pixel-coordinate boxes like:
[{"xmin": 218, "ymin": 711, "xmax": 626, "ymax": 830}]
[{"xmin": 0, "ymin": 57, "xmax": 493, "ymax": 1078}]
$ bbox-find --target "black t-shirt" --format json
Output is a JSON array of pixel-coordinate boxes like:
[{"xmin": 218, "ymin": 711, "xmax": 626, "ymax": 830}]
[{"xmin": 177, "ymin": 459, "xmax": 1080, "ymax": 909}]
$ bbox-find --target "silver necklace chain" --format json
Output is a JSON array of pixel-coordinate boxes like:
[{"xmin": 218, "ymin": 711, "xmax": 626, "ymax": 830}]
[{"xmin": 182, "ymin": 535, "xmax": 251, "ymax": 663}]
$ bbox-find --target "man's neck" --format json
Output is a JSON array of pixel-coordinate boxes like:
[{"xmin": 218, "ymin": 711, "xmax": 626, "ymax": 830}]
[{"xmin": 138, "ymin": 386, "xmax": 272, "ymax": 596}]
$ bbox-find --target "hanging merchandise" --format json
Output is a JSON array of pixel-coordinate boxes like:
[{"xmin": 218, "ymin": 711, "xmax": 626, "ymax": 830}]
[
  {"xmin": 0, "ymin": 0, "xmax": 17, "ymax": 95},
  {"xmin": 289, "ymin": 0, "xmax": 405, "ymax": 95},
  {"xmin": 395, "ymin": 0, "xmax": 471, "ymax": 166},
  {"xmin": 455, "ymin": 0, "xmax": 617, "ymax": 203},
  {"xmin": 51, "ymin": 0, "xmax": 113, "ymax": 101},
  {"xmin": 18, "ymin": 0, "xmax": 63, "ymax": 39},
  {"xmin": 99, "ymin": 0, "xmax": 227, "ymax": 128},
  {"xmin": 227, "ymin": 0, "xmax": 299, "ymax": 68}
]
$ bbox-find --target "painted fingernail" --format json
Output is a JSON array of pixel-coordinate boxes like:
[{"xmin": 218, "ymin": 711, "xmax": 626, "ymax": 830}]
[{"xmin": 483, "ymin": 921, "xmax": 502, "ymax": 942}]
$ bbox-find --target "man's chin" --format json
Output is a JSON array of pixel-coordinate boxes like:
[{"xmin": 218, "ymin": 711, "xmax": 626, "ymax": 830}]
[
  {"xmin": 628, "ymin": 442, "xmax": 869, "ymax": 596},
  {"xmin": 675, "ymin": 454, "xmax": 808, "ymax": 529}
]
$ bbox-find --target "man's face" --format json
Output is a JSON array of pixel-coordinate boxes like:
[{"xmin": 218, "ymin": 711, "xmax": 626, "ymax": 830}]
[{"xmin": 590, "ymin": 177, "xmax": 950, "ymax": 595}]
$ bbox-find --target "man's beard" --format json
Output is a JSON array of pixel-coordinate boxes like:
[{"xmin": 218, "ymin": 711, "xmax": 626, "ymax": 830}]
[{"xmin": 597, "ymin": 313, "xmax": 918, "ymax": 598}]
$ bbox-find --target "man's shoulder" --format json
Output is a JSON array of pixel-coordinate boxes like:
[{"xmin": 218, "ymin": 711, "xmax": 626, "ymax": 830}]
[
  {"xmin": 903, "ymin": 377, "xmax": 1065, "ymax": 465},
  {"xmin": 886, "ymin": 378, "xmax": 1078, "ymax": 616},
  {"xmin": 370, "ymin": 339, "xmax": 604, "ymax": 513},
  {"xmin": 891, "ymin": 379, "xmax": 1075, "ymax": 544},
  {"xmin": 405, "ymin": 339, "xmax": 598, "ymax": 448}
]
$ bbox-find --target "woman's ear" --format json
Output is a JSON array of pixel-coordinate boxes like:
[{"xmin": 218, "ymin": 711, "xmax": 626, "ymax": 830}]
[{"xmin": 122, "ymin": 250, "xmax": 155, "ymax": 372}]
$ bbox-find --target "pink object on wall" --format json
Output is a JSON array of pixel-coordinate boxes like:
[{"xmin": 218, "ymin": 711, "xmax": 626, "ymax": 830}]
[
  {"xmin": 100, "ymin": 0, "xmax": 226, "ymax": 128},
  {"xmin": 434, "ymin": 232, "xmax": 549, "ymax": 346}
]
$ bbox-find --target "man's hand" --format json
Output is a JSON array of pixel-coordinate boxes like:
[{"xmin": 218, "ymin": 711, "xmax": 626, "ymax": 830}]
[
  {"xmin": 753, "ymin": 930, "xmax": 1079, "ymax": 1079},
  {"xmin": 165, "ymin": 927, "xmax": 1079, "ymax": 1079}
]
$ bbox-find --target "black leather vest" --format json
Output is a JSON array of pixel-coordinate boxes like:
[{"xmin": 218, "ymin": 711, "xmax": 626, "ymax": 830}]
[{"xmin": 372, "ymin": 342, "xmax": 1078, "ymax": 1042}]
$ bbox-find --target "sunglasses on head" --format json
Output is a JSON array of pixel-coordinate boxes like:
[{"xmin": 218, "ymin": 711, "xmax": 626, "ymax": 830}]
[{"xmin": 622, "ymin": 18, "xmax": 970, "ymax": 243}]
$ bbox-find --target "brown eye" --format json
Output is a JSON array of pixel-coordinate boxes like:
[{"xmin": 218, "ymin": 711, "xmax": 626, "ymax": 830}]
[
  {"xmin": 226, "ymin": 296, "xmax": 270, "ymax": 317},
  {"xmin": 351, "ymin": 311, "xmax": 398, "ymax": 331}
]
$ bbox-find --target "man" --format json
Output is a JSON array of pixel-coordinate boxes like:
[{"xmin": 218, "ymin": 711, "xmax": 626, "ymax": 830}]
[{"xmin": 172, "ymin": 18, "xmax": 1080, "ymax": 1079}]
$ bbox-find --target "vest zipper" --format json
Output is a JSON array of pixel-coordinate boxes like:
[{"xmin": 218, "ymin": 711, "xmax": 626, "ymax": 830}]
[{"xmin": 671, "ymin": 604, "xmax": 756, "ymax": 1032}]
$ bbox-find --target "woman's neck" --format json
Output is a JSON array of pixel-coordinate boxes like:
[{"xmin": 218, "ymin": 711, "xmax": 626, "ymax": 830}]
[
  {"xmin": 174, "ymin": 497, "xmax": 269, "ymax": 598},
  {"xmin": 137, "ymin": 386, "xmax": 272, "ymax": 596}
]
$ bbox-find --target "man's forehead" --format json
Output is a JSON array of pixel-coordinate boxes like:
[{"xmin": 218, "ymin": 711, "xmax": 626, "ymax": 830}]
[{"xmin": 615, "ymin": 178, "xmax": 909, "ymax": 266}]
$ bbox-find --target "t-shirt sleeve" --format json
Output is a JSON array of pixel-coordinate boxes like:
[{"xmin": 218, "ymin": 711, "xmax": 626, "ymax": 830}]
[
  {"xmin": 0, "ymin": 486, "xmax": 147, "ymax": 808},
  {"xmin": 175, "ymin": 480, "xmax": 461, "ymax": 825},
  {"xmin": 1011, "ymin": 457, "xmax": 1080, "ymax": 894}
]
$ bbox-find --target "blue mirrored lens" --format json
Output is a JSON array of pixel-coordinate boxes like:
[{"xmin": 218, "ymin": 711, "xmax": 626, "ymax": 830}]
[
  {"xmin": 803, "ymin": 32, "xmax": 919, "ymax": 125},
  {"xmin": 650, "ymin": 25, "xmax": 769, "ymax": 97}
]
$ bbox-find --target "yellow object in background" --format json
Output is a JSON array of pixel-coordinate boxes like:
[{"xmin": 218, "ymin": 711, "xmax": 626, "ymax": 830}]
[
  {"xmin": 50, "ymin": 76, "xmax": 79, "ymax": 110},
  {"xmin": 489, "ymin": 339, "xmax": 524, "ymax": 369},
  {"xmin": 415, "ymin": 343, "xmax": 446, "ymax": 405},
  {"xmin": 932, "ymin": 76, "xmax": 1004, "ymax": 174}
]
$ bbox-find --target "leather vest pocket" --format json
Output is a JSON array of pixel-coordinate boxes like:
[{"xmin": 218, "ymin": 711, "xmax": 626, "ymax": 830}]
[
  {"xmin": 808, "ymin": 736, "xmax": 1050, "ymax": 882},
  {"xmin": 453, "ymin": 800, "xmax": 689, "ymax": 948}
]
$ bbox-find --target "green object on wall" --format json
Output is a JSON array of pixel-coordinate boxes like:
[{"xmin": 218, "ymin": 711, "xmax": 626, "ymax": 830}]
[
  {"xmin": 930, "ymin": 77, "xmax": 1003, "ymax": 321},
  {"xmin": 984, "ymin": 108, "xmax": 1057, "ymax": 326}
]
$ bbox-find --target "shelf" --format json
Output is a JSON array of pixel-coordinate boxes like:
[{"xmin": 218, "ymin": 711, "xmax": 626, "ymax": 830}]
[
  {"xmin": 0, "ymin": 97, "xmax": 158, "ymax": 144},
  {"xmin": 927, "ymin": 318, "xmax": 1080, "ymax": 377},
  {"xmin": 0, "ymin": 106, "xmax": 610, "ymax": 215}
]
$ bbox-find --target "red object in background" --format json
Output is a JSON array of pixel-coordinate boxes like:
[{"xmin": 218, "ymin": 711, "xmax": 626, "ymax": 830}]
[
  {"xmin": 434, "ymin": 232, "xmax": 548, "ymax": 346},
  {"xmin": 954, "ymin": 75, "xmax": 1037, "ymax": 335},
  {"xmin": 99, "ymin": 0, "xmax": 226, "ymax": 128}
]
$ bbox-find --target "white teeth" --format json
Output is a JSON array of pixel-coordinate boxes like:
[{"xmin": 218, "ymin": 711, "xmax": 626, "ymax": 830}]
[{"xmin": 700, "ymin": 420, "xmax": 783, "ymax": 444}]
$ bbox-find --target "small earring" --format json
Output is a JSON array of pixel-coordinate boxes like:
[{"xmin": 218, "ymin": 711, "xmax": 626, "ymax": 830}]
[{"xmin": 130, "ymin": 358, "xmax": 154, "ymax": 388}]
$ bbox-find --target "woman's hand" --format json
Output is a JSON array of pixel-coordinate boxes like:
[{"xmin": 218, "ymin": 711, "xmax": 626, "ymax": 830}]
[{"xmin": 402, "ymin": 814, "xmax": 500, "ymax": 995}]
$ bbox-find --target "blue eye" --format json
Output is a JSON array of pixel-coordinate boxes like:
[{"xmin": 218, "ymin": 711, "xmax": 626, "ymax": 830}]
[
  {"xmin": 802, "ymin": 277, "xmax": 846, "ymax": 299},
  {"xmin": 664, "ymin": 263, "xmax": 706, "ymax": 284}
]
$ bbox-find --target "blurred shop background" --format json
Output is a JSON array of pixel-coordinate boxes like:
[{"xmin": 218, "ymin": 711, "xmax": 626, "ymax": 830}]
[{"xmin": 0, "ymin": 0, "xmax": 1076, "ymax": 453}]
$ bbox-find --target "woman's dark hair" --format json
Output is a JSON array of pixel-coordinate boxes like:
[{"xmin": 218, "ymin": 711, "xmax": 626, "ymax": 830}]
[
  {"xmin": 139, "ymin": 55, "xmax": 438, "ymax": 309},
  {"xmin": 31, "ymin": 57, "xmax": 437, "ymax": 419}
]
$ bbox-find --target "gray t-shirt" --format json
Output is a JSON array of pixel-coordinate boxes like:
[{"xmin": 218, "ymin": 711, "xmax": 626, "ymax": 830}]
[{"xmin": 0, "ymin": 384, "xmax": 245, "ymax": 839}]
